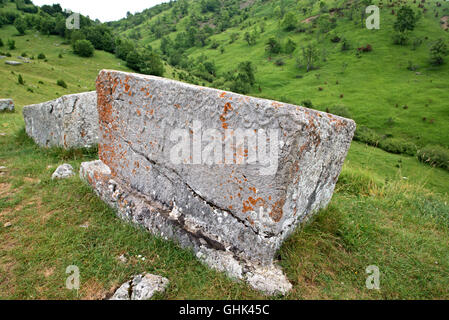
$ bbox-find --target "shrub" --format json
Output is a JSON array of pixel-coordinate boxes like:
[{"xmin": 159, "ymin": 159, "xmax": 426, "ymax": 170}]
[
  {"xmin": 73, "ymin": 39, "xmax": 94, "ymax": 57},
  {"xmin": 21, "ymin": 52, "xmax": 27, "ymax": 57},
  {"xmin": 430, "ymin": 38, "xmax": 449, "ymax": 65},
  {"xmin": 0, "ymin": 38, "xmax": 3, "ymax": 47},
  {"xmin": 353, "ymin": 126, "xmax": 381, "ymax": 146},
  {"xmin": 37, "ymin": 53, "xmax": 46, "ymax": 59},
  {"xmin": 417, "ymin": 145, "xmax": 449, "ymax": 170},
  {"xmin": 17, "ymin": 74, "xmax": 24, "ymax": 85},
  {"xmin": 301, "ymin": 100, "xmax": 313, "ymax": 108},
  {"xmin": 378, "ymin": 138, "xmax": 417, "ymax": 156},
  {"xmin": 56, "ymin": 79, "xmax": 67, "ymax": 88},
  {"xmin": 7, "ymin": 39, "xmax": 15, "ymax": 50}
]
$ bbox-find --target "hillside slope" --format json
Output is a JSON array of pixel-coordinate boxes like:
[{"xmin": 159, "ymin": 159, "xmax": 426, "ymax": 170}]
[{"xmin": 114, "ymin": 0, "xmax": 449, "ymax": 155}]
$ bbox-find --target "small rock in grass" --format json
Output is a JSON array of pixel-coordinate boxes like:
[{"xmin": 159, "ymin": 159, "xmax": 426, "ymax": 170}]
[
  {"xmin": 4, "ymin": 222, "xmax": 12, "ymax": 228},
  {"xmin": 51, "ymin": 164, "xmax": 75, "ymax": 180},
  {"xmin": 0, "ymin": 99, "xmax": 14, "ymax": 112},
  {"xmin": 118, "ymin": 254, "xmax": 128, "ymax": 264},
  {"xmin": 110, "ymin": 274, "xmax": 169, "ymax": 300}
]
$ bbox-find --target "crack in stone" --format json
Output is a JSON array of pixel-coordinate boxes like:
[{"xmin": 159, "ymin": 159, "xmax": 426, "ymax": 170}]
[{"xmin": 125, "ymin": 140, "xmax": 262, "ymax": 232}]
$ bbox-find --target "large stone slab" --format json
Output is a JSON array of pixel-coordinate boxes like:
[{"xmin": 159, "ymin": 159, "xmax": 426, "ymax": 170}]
[
  {"xmin": 81, "ymin": 70, "xmax": 356, "ymax": 294},
  {"xmin": 23, "ymin": 92, "xmax": 98, "ymax": 148},
  {"xmin": 0, "ymin": 99, "xmax": 14, "ymax": 112}
]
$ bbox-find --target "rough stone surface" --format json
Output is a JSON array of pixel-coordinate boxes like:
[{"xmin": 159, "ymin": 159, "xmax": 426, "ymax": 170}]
[
  {"xmin": 52, "ymin": 164, "xmax": 75, "ymax": 180},
  {"xmin": 23, "ymin": 91, "xmax": 98, "ymax": 148},
  {"xmin": 0, "ymin": 99, "xmax": 14, "ymax": 112},
  {"xmin": 81, "ymin": 70, "xmax": 356, "ymax": 295},
  {"xmin": 110, "ymin": 273, "xmax": 169, "ymax": 300}
]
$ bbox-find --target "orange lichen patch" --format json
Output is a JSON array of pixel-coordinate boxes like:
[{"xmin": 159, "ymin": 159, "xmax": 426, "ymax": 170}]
[
  {"xmin": 247, "ymin": 217, "xmax": 254, "ymax": 225},
  {"xmin": 249, "ymin": 187, "xmax": 257, "ymax": 194},
  {"xmin": 220, "ymin": 92, "xmax": 227, "ymax": 98},
  {"xmin": 136, "ymin": 109, "xmax": 141, "ymax": 116},
  {"xmin": 242, "ymin": 201, "xmax": 254, "ymax": 213},
  {"xmin": 271, "ymin": 102, "xmax": 283, "ymax": 109},
  {"xmin": 174, "ymin": 104, "xmax": 181, "ymax": 109},
  {"xmin": 270, "ymin": 199, "xmax": 285, "ymax": 222},
  {"xmin": 248, "ymin": 197, "xmax": 265, "ymax": 206},
  {"xmin": 220, "ymin": 102, "xmax": 233, "ymax": 129}
]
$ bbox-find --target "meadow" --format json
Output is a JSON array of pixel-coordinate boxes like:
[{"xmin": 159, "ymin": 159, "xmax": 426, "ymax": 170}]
[{"xmin": 1, "ymin": 0, "xmax": 449, "ymax": 299}]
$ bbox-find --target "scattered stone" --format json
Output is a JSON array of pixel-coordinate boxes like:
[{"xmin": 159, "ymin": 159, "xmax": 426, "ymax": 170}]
[
  {"xmin": 79, "ymin": 222, "xmax": 89, "ymax": 228},
  {"xmin": 0, "ymin": 55, "xmax": 6, "ymax": 59},
  {"xmin": 51, "ymin": 164, "xmax": 75, "ymax": 180},
  {"xmin": 0, "ymin": 166, "xmax": 7, "ymax": 171},
  {"xmin": 17, "ymin": 56, "xmax": 30, "ymax": 63},
  {"xmin": 81, "ymin": 70, "xmax": 356, "ymax": 295},
  {"xmin": 0, "ymin": 133, "xmax": 6, "ymax": 136},
  {"xmin": 0, "ymin": 99, "xmax": 14, "ymax": 112},
  {"xmin": 4, "ymin": 222, "xmax": 12, "ymax": 228},
  {"xmin": 110, "ymin": 274, "xmax": 169, "ymax": 300},
  {"xmin": 23, "ymin": 91, "xmax": 98, "ymax": 148},
  {"xmin": 118, "ymin": 254, "xmax": 128, "ymax": 264},
  {"xmin": 5, "ymin": 60, "xmax": 22, "ymax": 66}
]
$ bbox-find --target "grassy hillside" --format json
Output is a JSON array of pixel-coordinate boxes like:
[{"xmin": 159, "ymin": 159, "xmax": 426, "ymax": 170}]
[
  {"xmin": 115, "ymin": 0, "xmax": 449, "ymax": 155},
  {"xmin": 0, "ymin": 0, "xmax": 449, "ymax": 300}
]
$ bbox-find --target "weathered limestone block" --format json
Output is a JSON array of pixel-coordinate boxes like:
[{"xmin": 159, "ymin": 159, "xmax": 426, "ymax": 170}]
[
  {"xmin": 5, "ymin": 60, "xmax": 22, "ymax": 66},
  {"xmin": 23, "ymin": 92, "xmax": 98, "ymax": 148},
  {"xmin": 81, "ymin": 70, "xmax": 356, "ymax": 294},
  {"xmin": 0, "ymin": 99, "xmax": 14, "ymax": 112}
]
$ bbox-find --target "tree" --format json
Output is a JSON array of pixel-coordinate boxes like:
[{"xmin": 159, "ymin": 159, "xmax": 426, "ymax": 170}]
[
  {"xmin": 140, "ymin": 51, "xmax": 165, "ymax": 76},
  {"xmin": 115, "ymin": 39, "xmax": 135, "ymax": 61},
  {"xmin": 237, "ymin": 61, "xmax": 255, "ymax": 86},
  {"xmin": 265, "ymin": 37, "xmax": 281, "ymax": 55},
  {"xmin": 300, "ymin": 44, "xmax": 319, "ymax": 72},
  {"xmin": 126, "ymin": 51, "xmax": 141, "ymax": 71},
  {"xmin": 244, "ymin": 31, "xmax": 256, "ymax": 46},
  {"xmin": 284, "ymin": 38, "xmax": 297, "ymax": 54},
  {"xmin": 394, "ymin": 6, "xmax": 418, "ymax": 33},
  {"xmin": 73, "ymin": 39, "xmax": 94, "ymax": 57},
  {"xmin": 14, "ymin": 16, "xmax": 26, "ymax": 35},
  {"xmin": 430, "ymin": 39, "xmax": 449, "ymax": 65},
  {"xmin": 7, "ymin": 39, "xmax": 15, "ymax": 50},
  {"xmin": 281, "ymin": 12, "xmax": 297, "ymax": 31}
]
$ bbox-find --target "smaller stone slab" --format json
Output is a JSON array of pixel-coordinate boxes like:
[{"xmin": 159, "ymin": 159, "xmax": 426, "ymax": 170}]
[
  {"xmin": 5, "ymin": 60, "xmax": 22, "ymax": 66},
  {"xmin": 23, "ymin": 92, "xmax": 98, "ymax": 149},
  {"xmin": 0, "ymin": 99, "xmax": 14, "ymax": 112}
]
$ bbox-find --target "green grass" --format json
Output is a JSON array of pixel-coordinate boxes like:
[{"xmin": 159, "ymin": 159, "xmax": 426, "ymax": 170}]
[
  {"xmin": 1, "ymin": 127, "xmax": 448, "ymax": 299},
  {"xmin": 1, "ymin": 0, "xmax": 449, "ymax": 300}
]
